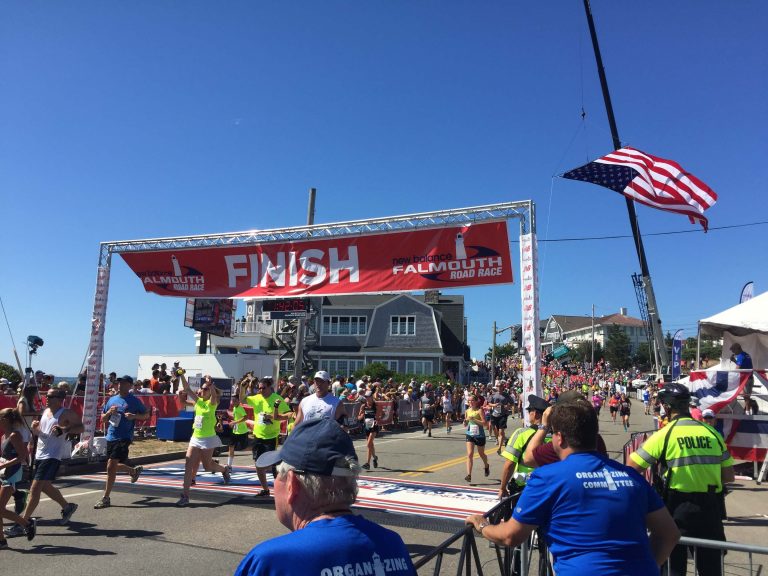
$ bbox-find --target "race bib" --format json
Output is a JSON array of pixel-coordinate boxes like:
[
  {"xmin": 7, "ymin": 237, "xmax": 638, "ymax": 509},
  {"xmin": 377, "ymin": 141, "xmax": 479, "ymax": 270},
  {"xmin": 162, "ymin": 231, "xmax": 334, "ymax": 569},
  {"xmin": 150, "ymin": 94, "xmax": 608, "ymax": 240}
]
[
  {"xmin": 193, "ymin": 415, "xmax": 204, "ymax": 430},
  {"xmin": 257, "ymin": 413, "xmax": 271, "ymax": 425},
  {"xmin": 468, "ymin": 424, "xmax": 480, "ymax": 437},
  {"xmin": 364, "ymin": 418, "xmax": 375, "ymax": 429},
  {"xmin": 109, "ymin": 412, "xmax": 122, "ymax": 428},
  {"xmin": 492, "ymin": 409, "xmax": 501, "ymax": 417}
]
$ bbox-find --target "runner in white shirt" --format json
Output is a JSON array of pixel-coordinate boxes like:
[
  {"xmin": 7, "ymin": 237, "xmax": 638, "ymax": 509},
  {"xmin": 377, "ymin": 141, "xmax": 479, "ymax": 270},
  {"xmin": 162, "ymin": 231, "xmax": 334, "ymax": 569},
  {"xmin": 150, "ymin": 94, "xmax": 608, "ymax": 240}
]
[{"xmin": 294, "ymin": 371, "xmax": 346, "ymax": 427}]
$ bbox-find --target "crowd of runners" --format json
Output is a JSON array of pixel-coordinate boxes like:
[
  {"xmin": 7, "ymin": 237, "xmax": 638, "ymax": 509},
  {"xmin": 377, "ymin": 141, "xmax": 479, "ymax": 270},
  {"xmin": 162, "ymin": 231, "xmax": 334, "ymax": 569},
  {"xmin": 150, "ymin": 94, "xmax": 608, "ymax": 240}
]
[{"xmin": 0, "ymin": 357, "xmax": 682, "ymax": 553}]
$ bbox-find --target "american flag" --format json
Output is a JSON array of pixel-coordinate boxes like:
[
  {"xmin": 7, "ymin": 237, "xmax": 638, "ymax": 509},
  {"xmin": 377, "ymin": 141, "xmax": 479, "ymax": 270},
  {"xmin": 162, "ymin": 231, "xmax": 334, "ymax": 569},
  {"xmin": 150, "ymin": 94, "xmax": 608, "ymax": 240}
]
[{"xmin": 563, "ymin": 147, "xmax": 717, "ymax": 231}]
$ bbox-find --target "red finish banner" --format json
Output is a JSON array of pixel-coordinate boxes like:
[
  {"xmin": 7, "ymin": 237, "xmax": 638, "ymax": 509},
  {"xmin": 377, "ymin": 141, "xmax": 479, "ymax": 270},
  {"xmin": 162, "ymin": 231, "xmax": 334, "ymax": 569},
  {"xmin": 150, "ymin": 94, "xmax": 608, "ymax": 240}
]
[{"xmin": 120, "ymin": 222, "xmax": 513, "ymax": 298}]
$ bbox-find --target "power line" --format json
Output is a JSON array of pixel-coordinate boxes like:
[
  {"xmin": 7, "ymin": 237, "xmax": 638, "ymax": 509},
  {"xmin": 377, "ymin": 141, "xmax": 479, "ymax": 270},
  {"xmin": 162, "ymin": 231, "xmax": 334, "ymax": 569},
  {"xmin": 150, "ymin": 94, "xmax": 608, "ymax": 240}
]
[{"xmin": 510, "ymin": 220, "xmax": 767, "ymax": 243}]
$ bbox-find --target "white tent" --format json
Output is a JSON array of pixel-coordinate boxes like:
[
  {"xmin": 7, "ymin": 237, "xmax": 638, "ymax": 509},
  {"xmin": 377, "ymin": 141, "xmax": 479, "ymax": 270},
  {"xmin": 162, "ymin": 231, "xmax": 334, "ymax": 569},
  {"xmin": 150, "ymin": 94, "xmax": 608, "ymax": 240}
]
[{"xmin": 698, "ymin": 290, "xmax": 768, "ymax": 370}]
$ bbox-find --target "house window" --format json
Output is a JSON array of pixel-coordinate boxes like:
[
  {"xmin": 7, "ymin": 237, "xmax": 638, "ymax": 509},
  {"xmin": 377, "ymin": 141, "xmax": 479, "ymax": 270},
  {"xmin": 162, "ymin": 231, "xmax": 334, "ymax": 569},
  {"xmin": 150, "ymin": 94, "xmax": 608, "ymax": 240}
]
[
  {"xmin": 378, "ymin": 360, "xmax": 399, "ymax": 372},
  {"xmin": 322, "ymin": 316, "xmax": 367, "ymax": 336},
  {"xmin": 390, "ymin": 315, "xmax": 416, "ymax": 336},
  {"xmin": 406, "ymin": 360, "xmax": 433, "ymax": 375},
  {"xmin": 318, "ymin": 359, "xmax": 365, "ymax": 376}
]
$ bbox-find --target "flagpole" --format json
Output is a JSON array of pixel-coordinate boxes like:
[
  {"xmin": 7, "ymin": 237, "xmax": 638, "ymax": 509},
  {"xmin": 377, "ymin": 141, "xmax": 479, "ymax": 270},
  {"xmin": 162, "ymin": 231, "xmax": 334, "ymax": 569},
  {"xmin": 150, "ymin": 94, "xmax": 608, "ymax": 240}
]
[{"xmin": 582, "ymin": 0, "xmax": 668, "ymax": 373}]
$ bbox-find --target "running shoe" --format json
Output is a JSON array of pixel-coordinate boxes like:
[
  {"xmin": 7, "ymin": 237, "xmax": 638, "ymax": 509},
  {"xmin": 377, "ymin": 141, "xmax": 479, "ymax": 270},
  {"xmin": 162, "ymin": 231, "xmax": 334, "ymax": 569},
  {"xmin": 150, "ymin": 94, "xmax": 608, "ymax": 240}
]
[
  {"xmin": 60, "ymin": 502, "xmax": 78, "ymax": 525},
  {"xmin": 175, "ymin": 494, "xmax": 189, "ymax": 507},
  {"xmin": 222, "ymin": 465, "xmax": 232, "ymax": 484},
  {"xmin": 484, "ymin": 464, "xmax": 490, "ymax": 477},
  {"xmin": 4, "ymin": 524, "xmax": 24, "ymax": 538},
  {"xmin": 428, "ymin": 430, "xmax": 432, "ymax": 437},
  {"xmin": 94, "ymin": 497, "xmax": 111, "ymax": 509},
  {"xmin": 361, "ymin": 463, "xmax": 370, "ymax": 470},
  {"xmin": 464, "ymin": 474, "xmax": 471, "ymax": 483},
  {"xmin": 255, "ymin": 489, "xmax": 270, "ymax": 497},
  {"xmin": 24, "ymin": 518, "xmax": 36, "ymax": 542},
  {"xmin": 422, "ymin": 427, "xmax": 427, "ymax": 434},
  {"xmin": 373, "ymin": 456, "xmax": 378, "ymax": 468},
  {"xmin": 0, "ymin": 539, "xmax": 7, "ymax": 549},
  {"xmin": 130, "ymin": 465, "xmax": 144, "ymax": 483}
]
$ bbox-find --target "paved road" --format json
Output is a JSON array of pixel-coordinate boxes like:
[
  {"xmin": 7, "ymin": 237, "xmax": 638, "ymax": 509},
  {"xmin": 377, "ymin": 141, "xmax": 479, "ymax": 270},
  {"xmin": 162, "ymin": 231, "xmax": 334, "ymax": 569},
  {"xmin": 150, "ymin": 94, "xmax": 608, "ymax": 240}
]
[{"xmin": 3, "ymin": 405, "xmax": 765, "ymax": 574}]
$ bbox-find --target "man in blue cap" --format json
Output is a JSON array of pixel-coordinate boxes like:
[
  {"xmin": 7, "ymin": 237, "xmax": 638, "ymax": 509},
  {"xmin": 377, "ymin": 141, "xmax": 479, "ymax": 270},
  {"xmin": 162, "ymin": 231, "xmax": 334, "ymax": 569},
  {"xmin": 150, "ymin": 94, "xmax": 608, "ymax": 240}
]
[{"xmin": 234, "ymin": 418, "xmax": 415, "ymax": 576}]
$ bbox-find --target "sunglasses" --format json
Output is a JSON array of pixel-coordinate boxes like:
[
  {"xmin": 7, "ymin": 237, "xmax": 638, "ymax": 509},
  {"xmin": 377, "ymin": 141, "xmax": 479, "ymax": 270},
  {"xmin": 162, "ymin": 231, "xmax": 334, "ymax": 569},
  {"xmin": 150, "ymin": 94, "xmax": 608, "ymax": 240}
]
[{"xmin": 200, "ymin": 386, "xmax": 211, "ymax": 392}]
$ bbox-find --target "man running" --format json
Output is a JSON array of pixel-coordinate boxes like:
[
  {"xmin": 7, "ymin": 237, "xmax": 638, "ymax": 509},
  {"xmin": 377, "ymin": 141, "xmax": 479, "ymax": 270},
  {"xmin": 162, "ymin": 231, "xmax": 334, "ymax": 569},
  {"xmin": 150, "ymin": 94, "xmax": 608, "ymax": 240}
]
[
  {"xmin": 294, "ymin": 371, "xmax": 345, "ymax": 426},
  {"xmin": 94, "ymin": 375, "xmax": 149, "ymax": 509},
  {"xmin": 10, "ymin": 388, "xmax": 82, "ymax": 535}
]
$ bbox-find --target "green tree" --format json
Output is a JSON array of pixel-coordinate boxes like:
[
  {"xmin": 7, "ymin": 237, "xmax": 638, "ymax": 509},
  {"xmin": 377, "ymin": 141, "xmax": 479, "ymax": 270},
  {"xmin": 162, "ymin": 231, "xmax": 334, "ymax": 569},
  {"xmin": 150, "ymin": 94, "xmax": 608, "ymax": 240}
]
[
  {"xmin": 485, "ymin": 342, "xmax": 517, "ymax": 362},
  {"xmin": 352, "ymin": 362, "xmax": 394, "ymax": 382},
  {"xmin": 569, "ymin": 341, "xmax": 603, "ymax": 366},
  {"xmin": 633, "ymin": 342, "xmax": 652, "ymax": 370},
  {"xmin": 0, "ymin": 362, "xmax": 22, "ymax": 385},
  {"xmin": 604, "ymin": 324, "xmax": 632, "ymax": 369}
]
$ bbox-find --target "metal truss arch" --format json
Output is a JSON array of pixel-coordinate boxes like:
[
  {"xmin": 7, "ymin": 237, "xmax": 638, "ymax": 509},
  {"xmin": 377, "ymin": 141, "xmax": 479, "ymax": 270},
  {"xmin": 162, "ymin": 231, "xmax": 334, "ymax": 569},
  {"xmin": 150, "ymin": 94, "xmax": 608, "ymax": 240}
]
[{"xmin": 98, "ymin": 201, "xmax": 534, "ymax": 266}]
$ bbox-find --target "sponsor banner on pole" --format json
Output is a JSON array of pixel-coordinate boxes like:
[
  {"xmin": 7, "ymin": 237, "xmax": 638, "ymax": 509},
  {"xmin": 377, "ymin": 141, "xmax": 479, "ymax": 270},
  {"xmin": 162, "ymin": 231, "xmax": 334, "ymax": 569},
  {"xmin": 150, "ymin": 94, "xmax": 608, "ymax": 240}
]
[
  {"xmin": 120, "ymin": 222, "xmax": 513, "ymax": 298},
  {"xmin": 671, "ymin": 329, "xmax": 683, "ymax": 379},
  {"xmin": 520, "ymin": 233, "xmax": 541, "ymax": 425},
  {"xmin": 74, "ymin": 265, "xmax": 110, "ymax": 455},
  {"xmin": 740, "ymin": 281, "xmax": 754, "ymax": 304}
]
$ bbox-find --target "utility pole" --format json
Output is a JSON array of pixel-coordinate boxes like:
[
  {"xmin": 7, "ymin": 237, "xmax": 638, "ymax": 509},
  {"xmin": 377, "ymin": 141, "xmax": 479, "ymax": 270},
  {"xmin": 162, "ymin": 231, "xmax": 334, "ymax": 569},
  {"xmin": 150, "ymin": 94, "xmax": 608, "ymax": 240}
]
[
  {"xmin": 583, "ymin": 0, "xmax": 668, "ymax": 371},
  {"xmin": 591, "ymin": 304, "xmax": 595, "ymax": 369},
  {"xmin": 293, "ymin": 188, "xmax": 316, "ymax": 379},
  {"xmin": 490, "ymin": 321, "xmax": 497, "ymax": 385}
]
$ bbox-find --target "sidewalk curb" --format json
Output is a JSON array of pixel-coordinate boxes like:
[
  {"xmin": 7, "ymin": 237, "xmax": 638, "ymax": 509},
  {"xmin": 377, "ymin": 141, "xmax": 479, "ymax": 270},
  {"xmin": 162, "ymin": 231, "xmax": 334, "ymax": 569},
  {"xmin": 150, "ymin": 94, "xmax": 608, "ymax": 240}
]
[{"xmin": 62, "ymin": 451, "xmax": 187, "ymax": 477}]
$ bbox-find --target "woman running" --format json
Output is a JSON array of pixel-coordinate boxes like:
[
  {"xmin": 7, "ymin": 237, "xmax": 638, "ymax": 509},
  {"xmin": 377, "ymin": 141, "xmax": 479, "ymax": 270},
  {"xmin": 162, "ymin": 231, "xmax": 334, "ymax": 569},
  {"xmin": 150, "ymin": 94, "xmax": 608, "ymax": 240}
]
[
  {"xmin": 619, "ymin": 393, "xmax": 632, "ymax": 432},
  {"xmin": 0, "ymin": 408, "xmax": 36, "ymax": 547},
  {"xmin": 177, "ymin": 375, "xmax": 232, "ymax": 507},
  {"xmin": 608, "ymin": 393, "xmax": 620, "ymax": 424},
  {"xmin": 357, "ymin": 392, "xmax": 379, "ymax": 470},
  {"xmin": 463, "ymin": 395, "xmax": 489, "ymax": 484},
  {"xmin": 442, "ymin": 388, "xmax": 453, "ymax": 433}
]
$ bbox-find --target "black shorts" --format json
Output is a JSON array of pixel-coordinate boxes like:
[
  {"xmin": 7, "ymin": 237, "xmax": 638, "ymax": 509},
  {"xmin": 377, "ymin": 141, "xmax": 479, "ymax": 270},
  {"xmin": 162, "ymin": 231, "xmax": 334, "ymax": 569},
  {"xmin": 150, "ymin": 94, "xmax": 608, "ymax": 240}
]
[
  {"xmin": 231, "ymin": 432, "xmax": 249, "ymax": 451},
  {"xmin": 252, "ymin": 437, "xmax": 278, "ymax": 462},
  {"xmin": 620, "ymin": 410, "xmax": 630, "ymax": 417},
  {"xmin": 364, "ymin": 426, "xmax": 379, "ymax": 437},
  {"xmin": 466, "ymin": 435, "xmax": 487, "ymax": 447},
  {"xmin": 33, "ymin": 458, "xmax": 61, "ymax": 482},
  {"xmin": 490, "ymin": 415, "xmax": 508, "ymax": 429},
  {"xmin": 609, "ymin": 406, "xmax": 618, "ymax": 413},
  {"xmin": 106, "ymin": 439, "xmax": 132, "ymax": 464},
  {"xmin": 422, "ymin": 411, "xmax": 434, "ymax": 423}
]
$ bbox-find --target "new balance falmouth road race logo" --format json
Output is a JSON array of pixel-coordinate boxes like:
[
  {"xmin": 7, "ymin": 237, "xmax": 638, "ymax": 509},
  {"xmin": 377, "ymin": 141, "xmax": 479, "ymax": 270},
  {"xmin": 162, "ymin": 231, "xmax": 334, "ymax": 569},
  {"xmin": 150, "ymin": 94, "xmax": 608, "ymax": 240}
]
[
  {"xmin": 140, "ymin": 254, "xmax": 206, "ymax": 293},
  {"xmin": 391, "ymin": 232, "xmax": 505, "ymax": 282}
]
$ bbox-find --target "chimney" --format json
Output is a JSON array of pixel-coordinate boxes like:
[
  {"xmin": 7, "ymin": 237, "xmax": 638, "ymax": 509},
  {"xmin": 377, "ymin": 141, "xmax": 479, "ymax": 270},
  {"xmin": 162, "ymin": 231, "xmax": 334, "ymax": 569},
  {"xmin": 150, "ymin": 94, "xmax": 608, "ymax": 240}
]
[{"xmin": 619, "ymin": 307, "xmax": 628, "ymax": 316}]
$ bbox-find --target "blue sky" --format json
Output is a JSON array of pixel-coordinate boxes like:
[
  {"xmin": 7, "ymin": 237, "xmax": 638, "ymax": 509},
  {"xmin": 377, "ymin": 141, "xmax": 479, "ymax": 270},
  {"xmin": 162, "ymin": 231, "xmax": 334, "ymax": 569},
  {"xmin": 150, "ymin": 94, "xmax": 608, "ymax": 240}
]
[{"xmin": 1, "ymin": 1, "xmax": 766, "ymax": 377}]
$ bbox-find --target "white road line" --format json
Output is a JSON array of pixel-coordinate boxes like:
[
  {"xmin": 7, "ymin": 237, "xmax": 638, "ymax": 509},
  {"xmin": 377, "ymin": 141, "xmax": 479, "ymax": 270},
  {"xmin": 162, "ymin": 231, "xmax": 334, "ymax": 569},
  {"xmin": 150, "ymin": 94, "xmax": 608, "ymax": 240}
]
[{"xmin": 38, "ymin": 489, "xmax": 102, "ymax": 503}]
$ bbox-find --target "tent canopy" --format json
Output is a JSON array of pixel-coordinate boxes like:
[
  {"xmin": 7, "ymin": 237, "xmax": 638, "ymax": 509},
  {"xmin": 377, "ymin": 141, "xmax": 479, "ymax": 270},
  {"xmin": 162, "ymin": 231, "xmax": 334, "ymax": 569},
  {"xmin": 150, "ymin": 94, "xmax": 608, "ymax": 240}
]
[
  {"xmin": 699, "ymin": 291, "xmax": 768, "ymax": 370},
  {"xmin": 699, "ymin": 291, "xmax": 768, "ymax": 338}
]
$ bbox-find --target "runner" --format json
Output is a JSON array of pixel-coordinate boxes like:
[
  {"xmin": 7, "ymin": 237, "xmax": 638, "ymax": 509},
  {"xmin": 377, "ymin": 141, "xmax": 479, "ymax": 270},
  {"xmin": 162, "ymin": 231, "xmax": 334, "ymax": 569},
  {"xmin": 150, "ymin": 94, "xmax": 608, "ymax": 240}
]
[
  {"xmin": 608, "ymin": 392, "xmax": 620, "ymax": 424},
  {"xmin": 487, "ymin": 386, "xmax": 511, "ymax": 453},
  {"xmin": 442, "ymin": 388, "xmax": 453, "ymax": 433},
  {"xmin": 243, "ymin": 376, "xmax": 291, "ymax": 497},
  {"xmin": 0, "ymin": 408, "xmax": 36, "ymax": 547},
  {"xmin": 94, "ymin": 375, "xmax": 149, "ymax": 509},
  {"xmin": 14, "ymin": 387, "xmax": 82, "ymax": 533},
  {"xmin": 619, "ymin": 393, "xmax": 632, "ymax": 432},
  {"xmin": 294, "ymin": 371, "xmax": 345, "ymax": 426},
  {"xmin": 463, "ymin": 395, "xmax": 490, "ymax": 484},
  {"xmin": 227, "ymin": 394, "xmax": 249, "ymax": 468},
  {"xmin": 643, "ymin": 388, "xmax": 651, "ymax": 415},
  {"xmin": 420, "ymin": 386, "xmax": 436, "ymax": 437},
  {"xmin": 591, "ymin": 390, "xmax": 603, "ymax": 417},
  {"xmin": 176, "ymin": 375, "xmax": 232, "ymax": 507},
  {"xmin": 357, "ymin": 392, "xmax": 379, "ymax": 470}
]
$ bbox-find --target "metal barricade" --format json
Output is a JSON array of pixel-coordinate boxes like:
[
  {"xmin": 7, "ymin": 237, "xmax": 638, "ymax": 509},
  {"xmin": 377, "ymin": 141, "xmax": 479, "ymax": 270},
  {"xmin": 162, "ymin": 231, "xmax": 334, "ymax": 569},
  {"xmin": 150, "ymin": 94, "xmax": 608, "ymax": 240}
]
[
  {"xmin": 398, "ymin": 399, "xmax": 422, "ymax": 427},
  {"xmin": 662, "ymin": 536, "xmax": 768, "ymax": 576}
]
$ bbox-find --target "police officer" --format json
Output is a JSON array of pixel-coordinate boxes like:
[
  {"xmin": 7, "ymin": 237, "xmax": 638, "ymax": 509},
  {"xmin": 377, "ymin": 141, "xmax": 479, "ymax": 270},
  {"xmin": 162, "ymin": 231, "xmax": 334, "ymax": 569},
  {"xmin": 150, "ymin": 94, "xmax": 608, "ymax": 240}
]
[
  {"xmin": 498, "ymin": 395, "xmax": 549, "ymax": 499},
  {"xmin": 628, "ymin": 383, "xmax": 735, "ymax": 576}
]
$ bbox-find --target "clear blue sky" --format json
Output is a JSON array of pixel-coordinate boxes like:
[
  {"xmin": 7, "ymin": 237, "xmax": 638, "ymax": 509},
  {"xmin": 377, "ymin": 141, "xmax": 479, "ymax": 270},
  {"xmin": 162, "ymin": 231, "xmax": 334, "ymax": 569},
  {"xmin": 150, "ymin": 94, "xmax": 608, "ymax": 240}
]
[{"xmin": 2, "ymin": 1, "xmax": 766, "ymax": 378}]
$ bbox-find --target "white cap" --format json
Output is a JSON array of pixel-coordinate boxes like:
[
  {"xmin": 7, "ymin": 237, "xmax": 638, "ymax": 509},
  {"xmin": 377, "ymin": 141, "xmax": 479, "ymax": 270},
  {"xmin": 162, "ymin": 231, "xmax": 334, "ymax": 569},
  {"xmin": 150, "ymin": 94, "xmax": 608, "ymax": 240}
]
[
  {"xmin": 702, "ymin": 409, "xmax": 715, "ymax": 418},
  {"xmin": 313, "ymin": 370, "xmax": 330, "ymax": 382}
]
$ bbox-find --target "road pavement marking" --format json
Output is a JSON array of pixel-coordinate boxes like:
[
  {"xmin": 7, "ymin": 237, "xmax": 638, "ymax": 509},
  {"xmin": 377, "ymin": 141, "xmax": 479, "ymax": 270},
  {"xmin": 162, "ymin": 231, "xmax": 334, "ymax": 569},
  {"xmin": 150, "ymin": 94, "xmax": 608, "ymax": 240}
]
[
  {"xmin": 38, "ymin": 489, "xmax": 102, "ymax": 503},
  {"xmin": 401, "ymin": 453, "xmax": 484, "ymax": 477}
]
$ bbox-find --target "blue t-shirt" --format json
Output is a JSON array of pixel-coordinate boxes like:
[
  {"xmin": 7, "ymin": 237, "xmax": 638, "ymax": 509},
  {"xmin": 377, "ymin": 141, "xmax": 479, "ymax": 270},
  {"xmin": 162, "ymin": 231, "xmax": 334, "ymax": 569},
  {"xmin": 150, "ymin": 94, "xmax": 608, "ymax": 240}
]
[
  {"xmin": 512, "ymin": 452, "xmax": 663, "ymax": 576},
  {"xmin": 734, "ymin": 351, "xmax": 753, "ymax": 370},
  {"xmin": 234, "ymin": 515, "xmax": 416, "ymax": 576},
  {"xmin": 103, "ymin": 393, "xmax": 148, "ymax": 441}
]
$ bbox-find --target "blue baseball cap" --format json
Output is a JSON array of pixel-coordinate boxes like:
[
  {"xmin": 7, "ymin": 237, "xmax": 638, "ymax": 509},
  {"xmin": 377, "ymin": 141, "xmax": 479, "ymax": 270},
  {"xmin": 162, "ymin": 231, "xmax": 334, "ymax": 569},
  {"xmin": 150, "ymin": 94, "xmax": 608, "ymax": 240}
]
[{"xmin": 256, "ymin": 418, "xmax": 359, "ymax": 476}]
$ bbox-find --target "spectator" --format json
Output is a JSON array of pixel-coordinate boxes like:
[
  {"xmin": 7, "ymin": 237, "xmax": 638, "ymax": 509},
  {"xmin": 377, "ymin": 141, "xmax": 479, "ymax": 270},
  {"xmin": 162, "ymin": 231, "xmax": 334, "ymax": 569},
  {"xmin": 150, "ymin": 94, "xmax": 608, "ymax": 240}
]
[
  {"xmin": 467, "ymin": 401, "xmax": 680, "ymax": 575},
  {"xmin": 235, "ymin": 418, "xmax": 415, "ymax": 576}
]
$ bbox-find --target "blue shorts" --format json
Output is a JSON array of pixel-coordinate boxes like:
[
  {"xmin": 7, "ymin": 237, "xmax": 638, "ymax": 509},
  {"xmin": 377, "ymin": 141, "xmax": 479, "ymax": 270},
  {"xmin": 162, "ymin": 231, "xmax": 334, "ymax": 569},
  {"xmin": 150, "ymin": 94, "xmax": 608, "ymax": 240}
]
[
  {"xmin": 33, "ymin": 459, "xmax": 61, "ymax": 482},
  {"xmin": 1, "ymin": 467, "xmax": 23, "ymax": 487}
]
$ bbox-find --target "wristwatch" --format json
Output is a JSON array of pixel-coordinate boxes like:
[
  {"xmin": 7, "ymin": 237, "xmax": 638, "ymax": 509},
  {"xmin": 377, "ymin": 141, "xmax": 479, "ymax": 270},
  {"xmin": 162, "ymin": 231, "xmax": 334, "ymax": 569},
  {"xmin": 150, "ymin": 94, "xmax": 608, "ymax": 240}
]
[
  {"xmin": 477, "ymin": 521, "xmax": 490, "ymax": 534},
  {"xmin": 537, "ymin": 424, "xmax": 552, "ymax": 433}
]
